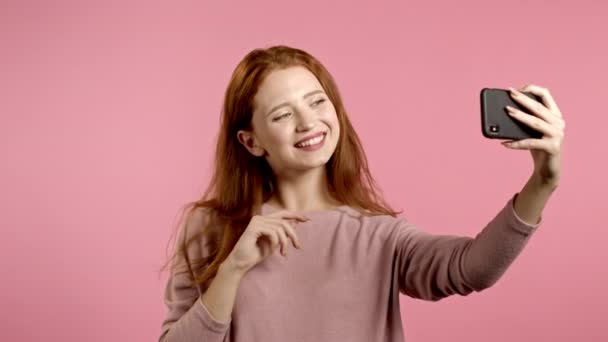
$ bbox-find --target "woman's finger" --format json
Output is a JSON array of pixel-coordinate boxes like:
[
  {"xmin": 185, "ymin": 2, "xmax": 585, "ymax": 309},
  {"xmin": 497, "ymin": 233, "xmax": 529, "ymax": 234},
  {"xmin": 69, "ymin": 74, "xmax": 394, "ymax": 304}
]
[
  {"xmin": 269, "ymin": 210, "xmax": 310, "ymax": 222},
  {"xmin": 256, "ymin": 226, "xmax": 281, "ymax": 252},
  {"xmin": 280, "ymin": 220, "xmax": 302, "ymax": 249},
  {"xmin": 505, "ymin": 106, "xmax": 556, "ymax": 136},
  {"xmin": 269, "ymin": 222, "xmax": 290, "ymax": 256},
  {"xmin": 520, "ymin": 84, "xmax": 562, "ymax": 118},
  {"xmin": 508, "ymin": 88, "xmax": 556, "ymax": 124},
  {"xmin": 502, "ymin": 138, "xmax": 559, "ymax": 153}
]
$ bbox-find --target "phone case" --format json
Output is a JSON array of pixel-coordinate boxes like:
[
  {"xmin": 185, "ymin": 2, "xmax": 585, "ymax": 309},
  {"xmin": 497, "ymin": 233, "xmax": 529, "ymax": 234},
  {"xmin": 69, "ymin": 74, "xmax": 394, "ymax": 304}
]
[{"xmin": 480, "ymin": 88, "xmax": 543, "ymax": 141}]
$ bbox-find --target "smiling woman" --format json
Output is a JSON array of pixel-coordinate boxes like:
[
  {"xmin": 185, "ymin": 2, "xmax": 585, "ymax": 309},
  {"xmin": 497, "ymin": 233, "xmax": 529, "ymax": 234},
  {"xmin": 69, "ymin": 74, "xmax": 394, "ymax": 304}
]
[
  {"xmin": 236, "ymin": 66, "xmax": 341, "ymax": 176},
  {"xmin": 158, "ymin": 45, "xmax": 546, "ymax": 342}
]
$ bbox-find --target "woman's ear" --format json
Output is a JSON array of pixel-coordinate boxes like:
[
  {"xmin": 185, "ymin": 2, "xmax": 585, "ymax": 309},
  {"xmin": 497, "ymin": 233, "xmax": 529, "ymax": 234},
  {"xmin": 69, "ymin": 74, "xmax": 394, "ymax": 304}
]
[{"xmin": 237, "ymin": 130, "xmax": 266, "ymax": 157}]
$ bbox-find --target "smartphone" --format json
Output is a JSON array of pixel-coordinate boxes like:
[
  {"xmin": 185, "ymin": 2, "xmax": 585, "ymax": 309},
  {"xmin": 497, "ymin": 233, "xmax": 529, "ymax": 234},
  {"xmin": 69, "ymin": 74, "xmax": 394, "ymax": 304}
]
[{"xmin": 480, "ymin": 88, "xmax": 543, "ymax": 141}]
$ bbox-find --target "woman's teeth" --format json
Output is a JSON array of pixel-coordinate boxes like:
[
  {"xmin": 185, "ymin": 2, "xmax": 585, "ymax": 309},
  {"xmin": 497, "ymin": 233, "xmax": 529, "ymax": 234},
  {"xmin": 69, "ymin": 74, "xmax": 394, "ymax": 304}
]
[{"xmin": 295, "ymin": 133, "xmax": 325, "ymax": 148}]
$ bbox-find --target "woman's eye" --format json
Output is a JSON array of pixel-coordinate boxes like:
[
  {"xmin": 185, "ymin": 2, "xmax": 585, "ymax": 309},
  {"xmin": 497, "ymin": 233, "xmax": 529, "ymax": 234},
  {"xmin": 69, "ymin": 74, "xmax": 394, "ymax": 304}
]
[
  {"xmin": 273, "ymin": 113, "xmax": 291, "ymax": 121},
  {"xmin": 312, "ymin": 98, "xmax": 326, "ymax": 106}
]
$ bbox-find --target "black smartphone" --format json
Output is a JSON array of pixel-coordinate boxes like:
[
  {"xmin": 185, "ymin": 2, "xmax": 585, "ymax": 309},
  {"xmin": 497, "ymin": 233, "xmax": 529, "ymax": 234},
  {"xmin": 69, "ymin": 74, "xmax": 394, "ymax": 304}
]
[{"xmin": 480, "ymin": 88, "xmax": 543, "ymax": 141}]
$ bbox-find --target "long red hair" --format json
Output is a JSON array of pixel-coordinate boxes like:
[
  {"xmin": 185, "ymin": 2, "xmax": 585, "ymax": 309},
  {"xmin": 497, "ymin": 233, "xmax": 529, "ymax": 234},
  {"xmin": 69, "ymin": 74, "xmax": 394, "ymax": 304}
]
[{"xmin": 161, "ymin": 45, "xmax": 400, "ymax": 290}]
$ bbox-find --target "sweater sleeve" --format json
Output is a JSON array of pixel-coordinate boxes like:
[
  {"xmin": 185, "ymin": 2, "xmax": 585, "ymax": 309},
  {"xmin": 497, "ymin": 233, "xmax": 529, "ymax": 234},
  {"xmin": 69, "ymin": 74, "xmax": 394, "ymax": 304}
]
[
  {"xmin": 159, "ymin": 208, "xmax": 231, "ymax": 342},
  {"xmin": 394, "ymin": 192, "xmax": 541, "ymax": 301}
]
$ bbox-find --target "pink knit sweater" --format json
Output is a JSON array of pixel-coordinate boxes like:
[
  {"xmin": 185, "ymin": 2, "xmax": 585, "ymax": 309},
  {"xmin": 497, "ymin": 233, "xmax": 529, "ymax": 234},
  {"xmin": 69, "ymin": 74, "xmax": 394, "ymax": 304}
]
[{"xmin": 159, "ymin": 193, "xmax": 541, "ymax": 341}]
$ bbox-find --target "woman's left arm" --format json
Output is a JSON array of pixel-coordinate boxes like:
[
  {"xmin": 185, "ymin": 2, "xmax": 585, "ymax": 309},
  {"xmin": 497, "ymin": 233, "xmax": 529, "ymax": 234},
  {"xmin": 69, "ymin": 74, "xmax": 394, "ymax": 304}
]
[{"xmin": 500, "ymin": 84, "xmax": 565, "ymax": 225}]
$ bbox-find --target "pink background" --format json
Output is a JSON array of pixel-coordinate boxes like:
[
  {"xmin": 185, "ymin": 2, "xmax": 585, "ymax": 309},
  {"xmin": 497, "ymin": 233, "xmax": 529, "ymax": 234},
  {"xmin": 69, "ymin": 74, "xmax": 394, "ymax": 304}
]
[{"xmin": 1, "ymin": 0, "xmax": 606, "ymax": 341}]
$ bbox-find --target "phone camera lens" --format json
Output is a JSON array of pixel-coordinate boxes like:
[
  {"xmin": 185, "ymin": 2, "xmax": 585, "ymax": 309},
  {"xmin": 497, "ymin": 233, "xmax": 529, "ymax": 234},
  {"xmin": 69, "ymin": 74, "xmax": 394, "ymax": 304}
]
[{"xmin": 490, "ymin": 125, "xmax": 499, "ymax": 133}]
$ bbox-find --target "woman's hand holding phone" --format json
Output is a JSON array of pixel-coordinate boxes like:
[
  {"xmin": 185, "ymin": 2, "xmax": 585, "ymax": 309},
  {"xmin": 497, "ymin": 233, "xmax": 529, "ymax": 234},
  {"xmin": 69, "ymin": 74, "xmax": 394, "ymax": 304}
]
[{"xmin": 481, "ymin": 84, "xmax": 565, "ymax": 186}]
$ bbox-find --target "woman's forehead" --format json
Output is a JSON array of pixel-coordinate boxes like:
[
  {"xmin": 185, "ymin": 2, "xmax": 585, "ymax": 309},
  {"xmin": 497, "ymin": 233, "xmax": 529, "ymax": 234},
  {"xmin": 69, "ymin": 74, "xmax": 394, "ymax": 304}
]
[{"xmin": 254, "ymin": 66, "xmax": 322, "ymax": 108}]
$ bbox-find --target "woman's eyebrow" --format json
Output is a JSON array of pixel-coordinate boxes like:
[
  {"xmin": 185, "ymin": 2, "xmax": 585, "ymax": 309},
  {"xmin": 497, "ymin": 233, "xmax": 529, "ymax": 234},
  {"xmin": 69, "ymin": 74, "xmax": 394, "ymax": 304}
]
[{"xmin": 266, "ymin": 89, "xmax": 325, "ymax": 116}]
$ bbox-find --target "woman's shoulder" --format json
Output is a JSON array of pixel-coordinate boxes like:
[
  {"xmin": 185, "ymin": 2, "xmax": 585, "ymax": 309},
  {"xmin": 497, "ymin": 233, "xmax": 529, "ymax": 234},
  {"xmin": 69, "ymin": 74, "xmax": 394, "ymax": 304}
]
[
  {"xmin": 182, "ymin": 206, "xmax": 219, "ymax": 235},
  {"xmin": 176, "ymin": 205, "xmax": 226, "ymax": 257}
]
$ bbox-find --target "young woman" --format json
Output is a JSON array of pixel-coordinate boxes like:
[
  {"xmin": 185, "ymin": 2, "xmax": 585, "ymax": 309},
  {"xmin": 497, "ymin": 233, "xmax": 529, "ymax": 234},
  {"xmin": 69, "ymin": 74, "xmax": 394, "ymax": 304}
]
[{"xmin": 159, "ymin": 46, "xmax": 564, "ymax": 342}]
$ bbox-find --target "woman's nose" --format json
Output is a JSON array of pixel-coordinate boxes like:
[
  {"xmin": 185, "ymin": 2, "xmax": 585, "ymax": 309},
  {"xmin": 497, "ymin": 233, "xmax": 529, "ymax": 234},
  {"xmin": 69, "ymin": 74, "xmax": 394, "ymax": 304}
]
[
  {"xmin": 295, "ymin": 110, "xmax": 316, "ymax": 132},
  {"xmin": 297, "ymin": 120, "xmax": 314, "ymax": 132}
]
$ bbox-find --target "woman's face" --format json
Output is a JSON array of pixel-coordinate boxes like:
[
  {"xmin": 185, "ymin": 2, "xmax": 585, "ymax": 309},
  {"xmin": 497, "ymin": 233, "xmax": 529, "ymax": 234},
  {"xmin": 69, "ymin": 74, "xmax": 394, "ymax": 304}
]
[{"xmin": 238, "ymin": 66, "xmax": 340, "ymax": 177}]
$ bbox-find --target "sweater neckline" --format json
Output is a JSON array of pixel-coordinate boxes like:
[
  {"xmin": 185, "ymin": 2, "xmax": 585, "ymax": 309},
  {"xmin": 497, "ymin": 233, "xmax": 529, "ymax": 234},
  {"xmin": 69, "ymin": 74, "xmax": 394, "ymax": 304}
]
[{"xmin": 260, "ymin": 202, "xmax": 357, "ymax": 216}]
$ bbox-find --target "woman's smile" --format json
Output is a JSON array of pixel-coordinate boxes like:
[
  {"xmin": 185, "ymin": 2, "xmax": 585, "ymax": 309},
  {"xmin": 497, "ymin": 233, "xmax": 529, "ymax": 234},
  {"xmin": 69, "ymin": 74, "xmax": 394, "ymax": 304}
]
[{"xmin": 294, "ymin": 132, "xmax": 327, "ymax": 151}]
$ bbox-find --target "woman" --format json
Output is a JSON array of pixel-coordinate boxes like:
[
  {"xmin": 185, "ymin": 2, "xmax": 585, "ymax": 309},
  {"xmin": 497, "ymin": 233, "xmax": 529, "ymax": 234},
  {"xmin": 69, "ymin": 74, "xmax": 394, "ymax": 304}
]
[{"xmin": 159, "ymin": 45, "xmax": 564, "ymax": 342}]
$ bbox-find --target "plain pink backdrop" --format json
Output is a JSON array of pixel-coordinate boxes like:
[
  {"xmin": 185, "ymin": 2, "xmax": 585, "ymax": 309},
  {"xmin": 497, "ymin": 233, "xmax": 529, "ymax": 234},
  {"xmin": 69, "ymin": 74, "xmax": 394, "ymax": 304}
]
[{"xmin": 1, "ymin": 0, "xmax": 606, "ymax": 341}]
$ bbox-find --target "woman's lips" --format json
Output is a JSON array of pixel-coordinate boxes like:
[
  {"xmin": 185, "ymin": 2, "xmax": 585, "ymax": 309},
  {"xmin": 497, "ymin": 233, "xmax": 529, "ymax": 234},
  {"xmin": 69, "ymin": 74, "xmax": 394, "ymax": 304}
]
[{"xmin": 294, "ymin": 132, "xmax": 326, "ymax": 150}]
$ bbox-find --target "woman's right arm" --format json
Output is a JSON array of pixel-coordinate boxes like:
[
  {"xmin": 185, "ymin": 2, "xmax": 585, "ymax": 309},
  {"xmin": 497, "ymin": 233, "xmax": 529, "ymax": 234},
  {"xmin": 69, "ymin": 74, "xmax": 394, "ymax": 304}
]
[
  {"xmin": 200, "ymin": 208, "xmax": 308, "ymax": 323},
  {"xmin": 159, "ymin": 208, "xmax": 307, "ymax": 342},
  {"xmin": 159, "ymin": 207, "xmax": 235, "ymax": 342},
  {"xmin": 200, "ymin": 258, "xmax": 246, "ymax": 324},
  {"xmin": 159, "ymin": 258, "xmax": 244, "ymax": 342}
]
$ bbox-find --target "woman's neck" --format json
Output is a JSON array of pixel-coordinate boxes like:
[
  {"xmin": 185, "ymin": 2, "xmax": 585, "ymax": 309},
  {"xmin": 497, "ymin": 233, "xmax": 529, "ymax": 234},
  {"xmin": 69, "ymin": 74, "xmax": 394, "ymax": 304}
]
[{"xmin": 267, "ymin": 168, "xmax": 341, "ymax": 212}]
